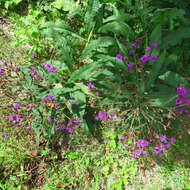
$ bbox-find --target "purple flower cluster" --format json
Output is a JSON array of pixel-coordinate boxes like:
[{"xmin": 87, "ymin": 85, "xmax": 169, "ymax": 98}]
[
  {"xmin": 55, "ymin": 123, "xmax": 73, "ymax": 134},
  {"xmin": 140, "ymin": 53, "xmax": 157, "ymax": 63},
  {"xmin": 176, "ymin": 84, "xmax": 189, "ymax": 113},
  {"xmin": 9, "ymin": 113, "xmax": 21, "ymax": 125},
  {"xmin": 41, "ymin": 94, "xmax": 54, "ymax": 102},
  {"xmin": 131, "ymin": 135, "xmax": 176, "ymax": 158},
  {"xmin": 68, "ymin": 118, "xmax": 82, "ymax": 126},
  {"xmin": 127, "ymin": 62, "xmax": 134, "ymax": 71},
  {"xmin": 30, "ymin": 66, "xmax": 40, "ymax": 79},
  {"xmin": 153, "ymin": 135, "xmax": 176, "ymax": 154},
  {"xmin": 41, "ymin": 62, "xmax": 56, "ymax": 72},
  {"xmin": 95, "ymin": 110, "xmax": 116, "ymax": 123},
  {"xmin": 87, "ymin": 82, "xmax": 94, "ymax": 88},
  {"xmin": 131, "ymin": 139, "xmax": 149, "ymax": 158},
  {"xmin": 32, "ymin": 52, "xmax": 37, "ymax": 58}
]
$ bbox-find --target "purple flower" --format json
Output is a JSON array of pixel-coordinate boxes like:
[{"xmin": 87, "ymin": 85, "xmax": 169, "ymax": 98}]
[
  {"xmin": 137, "ymin": 139, "xmax": 149, "ymax": 148},
  {"xmin": 110, "ymin": 113, "xmax": 116, "ymax": 118},
  {"xmin": 88, "ymin": 82, "xmax": 94, "ymax": 88},
  {"xmin": 129, "ymin": 50, "xmax": 134, "ymax": 55},
  {"xmin": 35, "ymin": 74, "xmax": 39, "ymax": 78},
  {"xmin": 152, "ymin": 43, "xmax": 157, "ymax": 49},
  {"xmin": 142, "ymin": 151, "xmax": 147, "ymax": 155},
  {"xmin": 141, "ymin": 54, "xmax": 151, "ymax": 62},
  {"xmin": 163, "ymin": 142, "xmax": 171, "ymax": 148},
  {"xmin": 98, "ymin": 110, "xmax": 104, "ymax": 118},
  {"xmin": 15, "ymin": 66, "xmax": 18, "ymax": 72},
  {"xmin": 41, "ymin": 63, "xmax": 46, "ymax": 66},
  {"xmin": 184, "ymin": 98, "xmax": 189, "ymax": 105},
  {"xmin": 48, "ymin": 94, "xmax": 54, "ymax": 100},
  {"xmin": 61, "ymin": 124, "xmax": 66, "ymax": 130},
  {"xmin": 153, "ymin": 146, "xmax": 161, "ymax": 154},
  {"xmin": 55, "ymin": 126, "xmax": 59, "ymax": 130},
  {"xmin": 9, "ymin": 114, "xmax": 14, "ymax": 121},
  {"xmin": 176, "ymin": 97, "xmax": 183, "ymax": 105},
  {"xmin": 135, "ymin": 148, "xmax": 142, "ymax": 156},
  {"xmin": 177, "ymin": 85, "xmax": 188, "ymax": 98},
  {"xmin": 4, "ymin": 133, "xmax": 8, "ymax": 138},
  {"xmin": 95, "ymin": 92, "xmax": 99, "ymax": 96},
  {"xmin": 0, "ymin": 68, "xmax": 3, "ymax": 73},
  {"xmin": 47, "ymin": 68, "xmax": 54, "ymax": 72},
  {"xmin": 29, "ymin": 105, "xmax": 33, "ymax": 110},
  {"xmin": 30, "ymin": 67, "xmax": 35, "ymax": 71},
  {"xmin": 127, "ymin": 66, "xmax": 131, "ymax": 71},
  {"xmin": 51, "ymin": 66, "xmax": 56, "ymax": 70},
  {"xmin": 28, "ymin": 127, "xmax": 33, "ymax": 131},
  {"xmin": 116, "ymin": 54, "xmax": 123, "ymax": 61},
  {"xmin": 160, "ymin": 135, "xmax": 167, "ymax": 143},
  {"xmin": 68, "ymin": 120, "xmax": 74, "ymax": 126},
  {"xmin": 120, "ymin": 135, "xmax": 125, "ymax": 140},
  {"xmin": 130, "ymin": 43, "xmax": 136, "ymax": 48},
  {"xmin": 41, "ymin": 97, "xmax": 47, "ymax": 102},
  {"xmin": 46, "ymin": 63, "xmax": 51, "ymax": 68},
  {"xmin": 170, "ymin": 137, "xmax": 176, "ymax": 144},
  {"xmin": 2, "ymin": 61, "xmax": 7, "ymax": 66},
  {"xmin": 16, "ymin": 114, "xmax": 21, "ymax": 121},
  {"xmin": 32, "ymin": 52, "xmax": 37, "ymax": 58},
  {"xmin": 128, "ymin": 62, "xmax": 134, "ymax": 67},
  {"xmin": 75, "ymin": 121, "xmax": 80, "ymax": 126},
  {"xmin": 67, "ymin": 128, "xmax": 73, "ymax": 133},
  {"xmin": 13, "ymin": 103, "xmax": 20, "ymax": 109},
  {"xmin": 48, "ymin": 117, "xmax": 52, "ymax": 122},
  {"xmin": 71, "ymin": 100, "xmax": 75, "ymax": 104},
  {"xmin": 178, "ymin": 108, "xmax": 184, "ymax": 113},
  {"xmin": 151, "ymin": 54, "xmax": 157, "ymax": 61},
  {"xmin": 131, "ymin": 154, "xmax": 137, "ymax": 159},
  {"xmin": 159, "ymin": 145, "xmax": 166, "ymax": 151},
  {"xmin": 55, "ymin": 103, "xmax": 59, "ymax": 107},
  {"xmin": 139, "ymin": 65, "xmax": 144, "ymax": 70},
  {"xmin": 32, "ymin": 72, "xmax": 36, "ymax": 76},
  {"xmin": 145, "ymin": 46, "xmax": 151, "ymax": 51}
]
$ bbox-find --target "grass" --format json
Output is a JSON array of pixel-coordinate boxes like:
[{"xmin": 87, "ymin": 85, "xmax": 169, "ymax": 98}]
[{"xmin": 0, "ymin": 31, "xmax": 190, "ymax": 190}]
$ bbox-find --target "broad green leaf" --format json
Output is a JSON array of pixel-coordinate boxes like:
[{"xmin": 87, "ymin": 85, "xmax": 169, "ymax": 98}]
[
  {"xmin": 68, "ymin": 62, "xmax": 101, "ymax": 82},
  {"xmin": 98, "ymin": 21, "xmax": 132, "ymax": 38},
  {"xmin": 81, "ymin": 36, "xmax": 115, "ymax": 59},
  {"xmin": 145, "ymin": 52, "xmax": 166, "ymax": 91},
  {"xmin": 146, "ymin": 85, "xmax": 176, "ymax": 107},
  {"xmin": 158, "ymin": 71, "xmax": 189, "ymax": 88}
]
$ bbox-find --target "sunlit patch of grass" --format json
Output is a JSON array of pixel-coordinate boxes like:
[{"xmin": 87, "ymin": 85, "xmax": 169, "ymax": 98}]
[{"xmin": 0, "ymin": 35, "xmax": 28, "ymax": 65}]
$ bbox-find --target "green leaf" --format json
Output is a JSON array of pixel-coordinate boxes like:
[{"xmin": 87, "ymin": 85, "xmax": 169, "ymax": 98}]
[
  {"xmin": 84, "ymin": 0, "xmax": 100, "ymax": 34},
  {"xmin": 98, "ymin": 21, "xmax": 132, "ymax": 38},
  {"xmin": 81, "ymin": 36, "xmax": 115, "ymax": 59},
  {"xmin": 53, "ymin": 0, "xmax": 76, "ymax": 11},
  {"xmin": 146, "ymin": 85, "xmax": 176, "ymax": 107},
  {"xmin": 68, "ymin": 62, "xmax": 101, "ymax": 82},
  {"xmin": 150, "ymin": 24, "xmax": 162, "ymax": 45},
  {"xmin": 163, "ymin": 27, "xmax": 190, "ymax": 48},
  {"xmin": 158, "ymin": 71, "xmax": 189, "ymax": 88},
  {"xmin": 71, "ymin": 90, "xmax": 86, "ymax": 105},
  {"xmin": 145, "ymin": 52, "xmax": 166, "ymax": 91}
]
